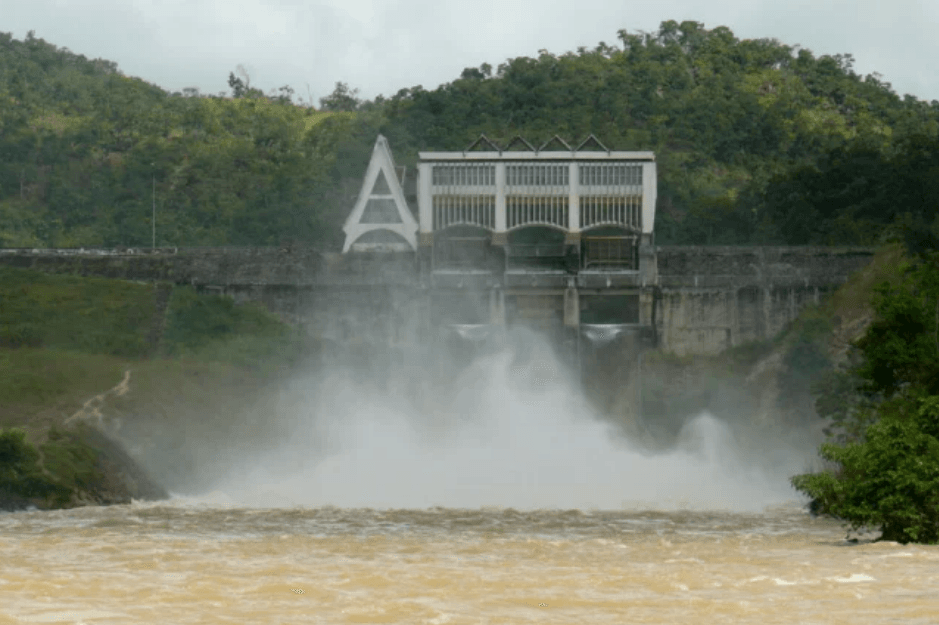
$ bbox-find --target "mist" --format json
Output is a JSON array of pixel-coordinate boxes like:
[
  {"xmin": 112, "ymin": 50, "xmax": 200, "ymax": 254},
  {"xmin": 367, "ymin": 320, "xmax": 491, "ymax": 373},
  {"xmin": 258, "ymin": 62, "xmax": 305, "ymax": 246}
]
[{"xmin": 172, "ymin": 330, "xmax": 819, "ymax": 512}]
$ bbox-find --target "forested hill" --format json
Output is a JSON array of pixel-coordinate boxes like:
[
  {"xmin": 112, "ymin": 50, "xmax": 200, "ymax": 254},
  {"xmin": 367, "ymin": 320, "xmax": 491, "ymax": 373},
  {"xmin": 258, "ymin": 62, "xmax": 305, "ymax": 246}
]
[{"xmin": 2, "ymin": 21, "xmax": 938, "ymax": 249}]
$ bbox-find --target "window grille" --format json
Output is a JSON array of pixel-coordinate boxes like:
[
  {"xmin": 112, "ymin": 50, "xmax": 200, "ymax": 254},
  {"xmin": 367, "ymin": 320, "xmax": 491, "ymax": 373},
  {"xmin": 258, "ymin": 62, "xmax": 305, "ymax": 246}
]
[
  {"xmin": 422, "ymin": 157, "xmax": 649, "ymax": 234},
  {"xmin": 580, "ymin": 195, "xmax": 642, "ymax": 230},
  {"xmin": 432, "ymin": 164, "xmax": 495, "ymax": 187},
  {"xmin": 431, "ymin": 163, "xmax": 497, "ymax": 230},
  {"xmin": 433, "ymin": 195, "xmax": 496, "ymax": 230},
  {"xmin": 506, "ymin": 163, "xmax": 569, "ymax": 229},
  {"xmin": 579, "ymin": 163, "xmax": 642, "ymax": 186},
  {"xmin": 579, "ymin": 163, "xmax": 643, "ymax": 231},
  {"xmin": 506, "ymin": 164, "xmax": 570, "ymax": 186}
]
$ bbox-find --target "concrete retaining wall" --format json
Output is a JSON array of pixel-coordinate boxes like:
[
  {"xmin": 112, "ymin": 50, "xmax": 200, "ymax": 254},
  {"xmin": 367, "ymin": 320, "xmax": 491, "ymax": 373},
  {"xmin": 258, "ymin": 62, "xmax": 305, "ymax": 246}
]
[
  {"xmin": 0, "ymin": 246, "xmax": 876, "ymax": 355},
  {"xmin": 654, "ymin": 246, "xmax": 874, "ymax": 354}
]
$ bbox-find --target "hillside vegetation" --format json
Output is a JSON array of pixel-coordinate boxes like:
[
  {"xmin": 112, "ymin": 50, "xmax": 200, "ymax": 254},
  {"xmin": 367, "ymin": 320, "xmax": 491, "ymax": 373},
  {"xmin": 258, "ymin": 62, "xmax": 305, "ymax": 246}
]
[
  {"xmin": 791, "ymin": 244, "xmax": 939, "ymax": 543},
  {"xmin": 0, "ymin": 266, "xmax": 302, "ymax": 509},
  {"xmin": 2, "ymin": 21, "xmax": 938, "ymax": 249}
]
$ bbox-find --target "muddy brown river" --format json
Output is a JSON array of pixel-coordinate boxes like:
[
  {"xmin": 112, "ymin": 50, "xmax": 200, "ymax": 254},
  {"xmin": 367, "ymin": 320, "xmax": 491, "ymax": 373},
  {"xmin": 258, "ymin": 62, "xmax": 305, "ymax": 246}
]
[{"xmin": 2, "ymin": 501, "xmax": 938, "ymax": 624}]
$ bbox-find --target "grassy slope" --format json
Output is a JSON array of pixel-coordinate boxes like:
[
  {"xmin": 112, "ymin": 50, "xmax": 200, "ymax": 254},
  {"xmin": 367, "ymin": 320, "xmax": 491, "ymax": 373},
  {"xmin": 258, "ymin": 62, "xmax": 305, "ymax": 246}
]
[
  {"xmin": 0, "ymin": 267, "xmax": 300, "ymax": 507},
  {"xmin": 0, "ymin": 267, "xmax": 156, "ymax": 356}
]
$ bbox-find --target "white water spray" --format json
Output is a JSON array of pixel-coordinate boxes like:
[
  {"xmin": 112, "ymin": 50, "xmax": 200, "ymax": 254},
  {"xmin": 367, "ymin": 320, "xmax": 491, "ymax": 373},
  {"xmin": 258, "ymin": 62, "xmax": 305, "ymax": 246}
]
[{"xmin": 208, "ymin": 337, "xmax": 808, "ymax": 512}]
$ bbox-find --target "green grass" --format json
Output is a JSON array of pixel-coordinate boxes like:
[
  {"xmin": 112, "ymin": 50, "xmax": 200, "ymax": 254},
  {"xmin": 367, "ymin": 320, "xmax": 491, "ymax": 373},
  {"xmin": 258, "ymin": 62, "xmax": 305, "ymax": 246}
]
[
  {"xmin": 0, "ymin": 266, "xmax": 301, "ymax": 369},
  {"xmin": 0, "ymin": 348, "xmax": 130, "ymax": 435},
  {"xmin": 0, "ymin": 266, "xmax": 155, "ymax": 356},
  {"xmin": 39, "ymin": 425, "xmax": 103, "ymax": 501},
  {"xmin": 0, "ymin": 427, "xmax": 66, "ymax": 503},
  {"xmin": 161, "ymin": 285, "xmax": 300, "ymax": 367}
]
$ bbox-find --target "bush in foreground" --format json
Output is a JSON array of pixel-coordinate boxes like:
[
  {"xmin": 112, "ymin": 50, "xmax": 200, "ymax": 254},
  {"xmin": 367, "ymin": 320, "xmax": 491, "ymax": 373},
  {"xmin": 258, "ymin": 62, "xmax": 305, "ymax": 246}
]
[
  {"xmin": 791, "ymin": 394, "xmax": 939, "ymax": 544},
  {"xmin": 0, "ymin": 428, "xmax": 68, "ymax": 507}
]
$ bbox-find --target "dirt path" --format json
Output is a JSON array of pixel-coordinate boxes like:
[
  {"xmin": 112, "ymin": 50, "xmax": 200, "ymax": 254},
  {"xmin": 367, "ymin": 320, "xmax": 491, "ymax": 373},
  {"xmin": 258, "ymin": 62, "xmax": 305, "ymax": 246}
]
[{"xmin": 64, "ymin": 369, "xmax": 132, "ymax": 430}]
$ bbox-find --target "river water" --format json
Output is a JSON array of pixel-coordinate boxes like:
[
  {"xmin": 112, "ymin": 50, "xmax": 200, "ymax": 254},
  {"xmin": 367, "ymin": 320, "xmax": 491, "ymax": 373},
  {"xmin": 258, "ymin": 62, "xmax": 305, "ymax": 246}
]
[
  {"xmin": 3, "ymin": 345, "xmax": 938, "ymax": 623},
  {"xmin": 2, "ymin": 501, "xmax": 938, "ymax": 624}
]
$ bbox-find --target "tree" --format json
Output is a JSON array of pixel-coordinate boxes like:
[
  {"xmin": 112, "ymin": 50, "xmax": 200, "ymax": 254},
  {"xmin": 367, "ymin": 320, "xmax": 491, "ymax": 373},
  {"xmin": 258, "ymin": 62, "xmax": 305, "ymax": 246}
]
[
  {"xmin": 793, "ymin": 249, "xmax": 939, "ymax": 543},
  {"xmin": 854, "ymin": 253, "xmax": 939, "ymax": 398},
  {"xmin": 228, "ymin": 65, "xmax": 264, "ymax": 99},
  {"xmin": 3, "ymin": 24, "xmax": 939, "ymax": 248},
  {"xmin": 791, "ymin": 394, "xmax": 939, "ymax": 543},
  {"xmin": 0, "ymin": 428, "xmax": 62, "ymax": 502},
  {"xmin": 228, "ymin": 72, "xmax": 247, "ymax": 98},
  {"xmin": 319, "ymin": 82, "xmax": 360, "ymax": 112}
]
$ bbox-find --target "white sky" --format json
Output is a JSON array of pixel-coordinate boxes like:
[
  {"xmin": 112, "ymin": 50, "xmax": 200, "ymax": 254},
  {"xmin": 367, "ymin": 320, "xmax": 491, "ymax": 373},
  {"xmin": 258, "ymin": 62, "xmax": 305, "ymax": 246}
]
[{"xmin": 3, "ymin": 0, "xmax": 938, "ymax": 105}]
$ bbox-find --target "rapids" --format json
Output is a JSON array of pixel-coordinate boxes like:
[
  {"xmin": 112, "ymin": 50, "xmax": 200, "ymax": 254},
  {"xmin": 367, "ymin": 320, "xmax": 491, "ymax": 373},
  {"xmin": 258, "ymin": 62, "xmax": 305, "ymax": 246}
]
[{"xmin": 2, "ymin": 502, "xmax": 938, "ymax": 624}]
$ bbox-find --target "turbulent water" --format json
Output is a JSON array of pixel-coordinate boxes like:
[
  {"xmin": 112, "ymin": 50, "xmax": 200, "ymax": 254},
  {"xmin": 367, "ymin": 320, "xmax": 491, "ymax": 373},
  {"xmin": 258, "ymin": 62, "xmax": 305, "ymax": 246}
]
[
  {"xmin": 3, "ymin": 502, "xmax": 939, "ymax": 624},
  {"xmin": 4, "ymin": 335, "xmax": 938, "ymax": 623},
  {"xmin": 207, "ymin": 343, "xmax": 816, "ymax": 512}
]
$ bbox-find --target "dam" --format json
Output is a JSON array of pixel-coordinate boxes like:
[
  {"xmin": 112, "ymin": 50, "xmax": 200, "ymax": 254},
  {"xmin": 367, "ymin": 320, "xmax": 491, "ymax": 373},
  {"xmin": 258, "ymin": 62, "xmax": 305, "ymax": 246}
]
[
  {"xmin": 4, "ymin": 142, "xmax": 931, "ymax": 625},
  {"xmin": 0, "ymin": 135, "xmax": 874, "ymax": 361}
]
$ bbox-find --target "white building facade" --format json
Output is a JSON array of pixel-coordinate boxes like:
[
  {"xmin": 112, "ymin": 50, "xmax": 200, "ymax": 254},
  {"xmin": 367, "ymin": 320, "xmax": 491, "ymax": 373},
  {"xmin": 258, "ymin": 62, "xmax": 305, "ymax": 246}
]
[{"xmin": 416, "ymin": 139, "xmax": 657, "ymax": 250}]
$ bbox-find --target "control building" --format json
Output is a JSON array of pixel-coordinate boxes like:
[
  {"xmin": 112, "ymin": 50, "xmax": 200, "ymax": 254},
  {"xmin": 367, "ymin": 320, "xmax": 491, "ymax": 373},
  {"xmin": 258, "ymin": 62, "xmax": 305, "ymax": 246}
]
[{"xmin": 342, "ymin": 134, "xmax": 658, "ymax": 346}]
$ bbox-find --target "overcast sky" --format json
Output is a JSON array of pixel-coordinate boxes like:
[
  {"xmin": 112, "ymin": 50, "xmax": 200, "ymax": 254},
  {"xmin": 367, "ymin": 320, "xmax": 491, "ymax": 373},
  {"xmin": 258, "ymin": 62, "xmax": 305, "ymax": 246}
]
[{"xmin": 3, "ymin": 0, "xmax": 938, "ymax": 105}]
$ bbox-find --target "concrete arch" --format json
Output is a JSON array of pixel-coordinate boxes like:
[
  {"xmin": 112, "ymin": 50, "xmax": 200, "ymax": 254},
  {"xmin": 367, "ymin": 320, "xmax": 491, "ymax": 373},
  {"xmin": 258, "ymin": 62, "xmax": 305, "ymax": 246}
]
[
  {"xmin": 580, "ymin": 223, "xmax": 641, "ymax": 235},
  {"xmin": 505, "ymin": 223, "xmax": 570, "ymax": 234},
  {"xmin": 434, "ymin": 224, "xmax": 492, "ymax": 236},
  {"xmin": 433, "ymin": 221, "xmax": 495, "ymax": 234},
  {"xmin": 432, "ymin": 224, "xmax": 493, "ymax": 269},
  {"xmin": 504, "ymin": 226, "xmax": 568, "ymax": 270},
  {"xmin": 346, "ymin": 228, "xmax": 413, "ymax": 253}
]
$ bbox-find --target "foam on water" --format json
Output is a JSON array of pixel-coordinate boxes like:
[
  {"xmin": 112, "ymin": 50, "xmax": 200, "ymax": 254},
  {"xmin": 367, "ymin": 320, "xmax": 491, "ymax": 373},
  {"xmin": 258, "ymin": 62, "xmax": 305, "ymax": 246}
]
[{"xmin": 210, "ymin": 342, "xmax": 806, "ymax": 512}]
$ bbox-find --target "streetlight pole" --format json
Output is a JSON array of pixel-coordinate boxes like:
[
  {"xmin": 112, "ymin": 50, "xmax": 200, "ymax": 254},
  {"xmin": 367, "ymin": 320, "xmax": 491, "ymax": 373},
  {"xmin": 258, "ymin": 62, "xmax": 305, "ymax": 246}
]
[
  {"xmin": 150, "ymin": 171, "xmax": 156, "ymax": 250},
  {"xmin": 152, "ymin": 173, "xmax": 156, "ymax": 249}
]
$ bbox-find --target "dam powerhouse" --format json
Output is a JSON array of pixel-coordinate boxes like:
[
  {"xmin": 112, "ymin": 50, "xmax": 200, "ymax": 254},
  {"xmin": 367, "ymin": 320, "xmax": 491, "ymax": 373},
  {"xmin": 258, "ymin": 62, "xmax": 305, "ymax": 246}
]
[{"xmin": 1, "ymin": 134, "xmax": 874, "ymax": 358}]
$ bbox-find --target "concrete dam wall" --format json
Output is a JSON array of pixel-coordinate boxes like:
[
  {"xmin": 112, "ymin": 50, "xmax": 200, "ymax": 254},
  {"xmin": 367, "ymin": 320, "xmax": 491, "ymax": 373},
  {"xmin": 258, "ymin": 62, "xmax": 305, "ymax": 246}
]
[
  {"xmin": 655, "ymin": 246, "xmax": 874, "ymax": 355},
  {"xmin": 0, "ymin": 245, "xmax": 875, "ymax": 356}
]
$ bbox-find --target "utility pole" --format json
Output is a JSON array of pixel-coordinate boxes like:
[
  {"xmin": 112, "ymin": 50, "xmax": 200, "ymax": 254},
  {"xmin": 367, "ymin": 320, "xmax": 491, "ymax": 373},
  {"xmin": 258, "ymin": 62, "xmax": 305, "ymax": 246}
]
[{"xmin": 151, "ymin": 168, "xmax": 156, "ymax": 249}]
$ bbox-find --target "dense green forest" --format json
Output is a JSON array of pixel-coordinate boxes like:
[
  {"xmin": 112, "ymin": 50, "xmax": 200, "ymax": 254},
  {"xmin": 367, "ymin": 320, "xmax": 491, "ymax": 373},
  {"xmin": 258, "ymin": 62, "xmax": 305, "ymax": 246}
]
[{"xmin": 2, "ymin": 21, "xmax": 939, "ymax": 249}]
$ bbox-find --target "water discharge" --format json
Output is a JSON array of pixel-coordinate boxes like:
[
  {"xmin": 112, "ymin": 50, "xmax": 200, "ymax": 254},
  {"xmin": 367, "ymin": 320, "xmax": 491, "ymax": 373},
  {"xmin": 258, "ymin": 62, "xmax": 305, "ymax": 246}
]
[{"xmin": 205, "ymin": 334, "xmax": 810, "ymax": 512}]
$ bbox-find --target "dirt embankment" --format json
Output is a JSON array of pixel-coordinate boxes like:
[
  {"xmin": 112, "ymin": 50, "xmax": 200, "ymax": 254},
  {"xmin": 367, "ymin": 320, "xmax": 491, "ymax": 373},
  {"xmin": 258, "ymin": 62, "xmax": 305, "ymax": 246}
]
[
  {"xmin": 1, "ymin": 370, "xmax": 168, "ymax": 512},
  {"xmin": 62, "ymin": 370, "xmax": 168, "ymax": 507}
]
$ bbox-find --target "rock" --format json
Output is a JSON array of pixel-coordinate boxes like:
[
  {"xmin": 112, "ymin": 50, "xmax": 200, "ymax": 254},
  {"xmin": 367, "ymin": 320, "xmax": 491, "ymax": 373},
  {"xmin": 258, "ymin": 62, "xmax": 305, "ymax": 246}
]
[
  {"xmin": 77, "ymin": 426, "xmax": 169, "ymax": 505},
  {"xmin": 0, "ymin": 488, "xmax": 34, "ymax": 513}
]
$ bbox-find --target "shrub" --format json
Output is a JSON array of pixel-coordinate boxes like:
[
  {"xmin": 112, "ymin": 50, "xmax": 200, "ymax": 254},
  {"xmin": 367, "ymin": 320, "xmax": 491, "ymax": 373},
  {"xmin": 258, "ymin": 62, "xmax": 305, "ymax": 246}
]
[
  {"xmin": 792, "ymin": 394, "xmax": 939, "ymax": 543},
  {"xmin": 0, "ymin": 428, "xmax": 66, "ymax": 502},
  {"xmin": 40, "ymin": 426, "xmax": 102, "ymax": 498}
]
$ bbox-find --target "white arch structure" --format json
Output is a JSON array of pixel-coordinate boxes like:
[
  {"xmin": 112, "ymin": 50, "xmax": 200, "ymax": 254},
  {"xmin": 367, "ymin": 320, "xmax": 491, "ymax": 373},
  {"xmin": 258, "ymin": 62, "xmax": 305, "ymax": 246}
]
[{"xmin": 342, "ymin": 135, "xmax": 418, "ymax": 253}]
